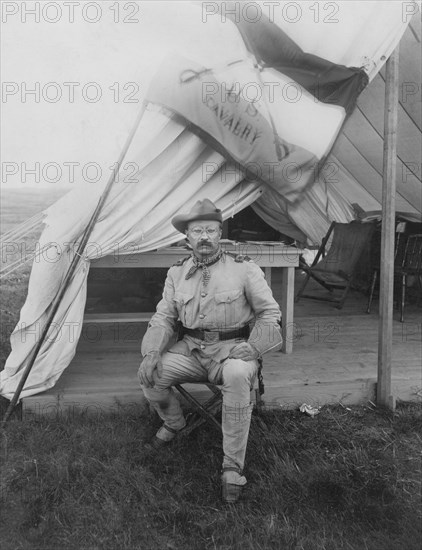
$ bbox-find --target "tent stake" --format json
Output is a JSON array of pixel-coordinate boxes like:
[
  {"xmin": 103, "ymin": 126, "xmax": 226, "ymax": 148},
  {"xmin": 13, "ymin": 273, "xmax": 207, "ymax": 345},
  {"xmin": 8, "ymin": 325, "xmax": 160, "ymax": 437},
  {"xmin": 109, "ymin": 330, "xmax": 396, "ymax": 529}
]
[
  {"xmin": 377, "ymin": 49, "xmax": 399, "ymax": 410},
  {"xmin": 1, "ymin": 102, "xmax": 148, "ymax": 424}
]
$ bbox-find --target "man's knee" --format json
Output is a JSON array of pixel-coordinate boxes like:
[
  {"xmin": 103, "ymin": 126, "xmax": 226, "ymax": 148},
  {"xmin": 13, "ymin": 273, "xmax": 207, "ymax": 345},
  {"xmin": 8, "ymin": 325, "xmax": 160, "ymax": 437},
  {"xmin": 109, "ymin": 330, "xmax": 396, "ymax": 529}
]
[
  {"xmin": 222, "ymin": 359, "xmax": 256, "ymax": 386},
  {"xmin": 142, "ymin": 384, "xmax": 169, "ymax": 402}
]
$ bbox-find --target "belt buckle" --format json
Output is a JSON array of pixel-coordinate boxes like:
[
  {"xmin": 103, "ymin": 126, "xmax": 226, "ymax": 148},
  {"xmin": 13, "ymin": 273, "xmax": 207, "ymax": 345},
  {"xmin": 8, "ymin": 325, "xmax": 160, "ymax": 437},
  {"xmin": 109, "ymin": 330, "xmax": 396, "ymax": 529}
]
[{"xmin": 203, "ymin": 330, "xmax": 219, "ymax": 343}]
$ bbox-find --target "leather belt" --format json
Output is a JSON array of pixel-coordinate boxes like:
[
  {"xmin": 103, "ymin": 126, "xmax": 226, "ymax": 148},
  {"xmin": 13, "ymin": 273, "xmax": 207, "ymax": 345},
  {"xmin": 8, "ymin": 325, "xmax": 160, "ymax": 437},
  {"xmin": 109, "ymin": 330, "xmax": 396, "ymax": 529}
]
[{"xmin": 182, "ymin": 325, "xmax": 250, "ymax": 342}]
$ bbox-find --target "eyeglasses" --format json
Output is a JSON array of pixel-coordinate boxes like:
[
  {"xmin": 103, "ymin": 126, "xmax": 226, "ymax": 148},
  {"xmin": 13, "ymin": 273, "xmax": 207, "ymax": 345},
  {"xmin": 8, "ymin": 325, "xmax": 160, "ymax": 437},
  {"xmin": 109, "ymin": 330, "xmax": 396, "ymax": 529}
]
[{"xmin": 188, "ymin": 226, "xmax": 221, "ymax": 238}]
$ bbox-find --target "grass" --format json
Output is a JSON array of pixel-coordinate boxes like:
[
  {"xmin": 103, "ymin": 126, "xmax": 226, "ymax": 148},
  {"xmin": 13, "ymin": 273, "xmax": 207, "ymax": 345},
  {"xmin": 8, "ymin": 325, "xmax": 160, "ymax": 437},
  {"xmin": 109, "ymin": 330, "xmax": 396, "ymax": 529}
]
[
  {"xmin": 1, "ymin": 188, "xmax": 421, "ymax": 548},
  {"xmin": 1, "ymin": 402, "xmax": 421, "ymax": 550}
]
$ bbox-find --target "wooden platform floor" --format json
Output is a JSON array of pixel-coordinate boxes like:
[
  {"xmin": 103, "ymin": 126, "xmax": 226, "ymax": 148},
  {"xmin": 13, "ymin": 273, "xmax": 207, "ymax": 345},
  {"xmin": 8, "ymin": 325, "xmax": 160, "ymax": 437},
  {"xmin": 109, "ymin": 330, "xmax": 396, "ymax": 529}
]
[{"xmin": 23, "ymin": 270, "xmax": 422, "ymax": 416}]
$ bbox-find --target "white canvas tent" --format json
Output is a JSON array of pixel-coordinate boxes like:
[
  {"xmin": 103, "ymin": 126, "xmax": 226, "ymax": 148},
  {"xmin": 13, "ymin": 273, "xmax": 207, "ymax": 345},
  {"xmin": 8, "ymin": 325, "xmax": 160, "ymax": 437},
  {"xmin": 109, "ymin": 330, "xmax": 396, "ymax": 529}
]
[
  {"xmin": 1, "ymin": 1, "xmax": 420, "ymax": 403},
  {"xmin": 253, "ymin": 9, "xmax": 421, "ymax": 242}
]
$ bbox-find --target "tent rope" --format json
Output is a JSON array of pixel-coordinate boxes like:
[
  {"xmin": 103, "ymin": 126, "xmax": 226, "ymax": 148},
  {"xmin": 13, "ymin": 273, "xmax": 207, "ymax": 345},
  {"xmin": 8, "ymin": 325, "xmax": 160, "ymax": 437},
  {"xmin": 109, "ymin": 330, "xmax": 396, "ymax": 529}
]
[
  {"xmin": 0, "ymin": 213, "xmax": 46, "ymax": 278},
  {"xmin": 0, "ymin": 212, "xmax": 45, "ymax": 245},
  {"xmin": 73, "ymin": 249, "xmax": 89, "ymax": 261},
  {"xmin": 0, "ymin": 254, "xmax": 36, "ymax": 279},
  {"xmin": 0, "ymin": 241, "xmax": 57, "ymax": 279}
]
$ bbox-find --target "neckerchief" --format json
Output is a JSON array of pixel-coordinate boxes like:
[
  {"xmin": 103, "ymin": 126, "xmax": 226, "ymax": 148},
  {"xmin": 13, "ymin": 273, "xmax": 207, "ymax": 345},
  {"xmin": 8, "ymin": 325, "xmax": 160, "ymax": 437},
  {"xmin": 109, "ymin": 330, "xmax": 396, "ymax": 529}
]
[{"xmin": 185, "ymin": 247, "xmax": 222, "ymax": 285}]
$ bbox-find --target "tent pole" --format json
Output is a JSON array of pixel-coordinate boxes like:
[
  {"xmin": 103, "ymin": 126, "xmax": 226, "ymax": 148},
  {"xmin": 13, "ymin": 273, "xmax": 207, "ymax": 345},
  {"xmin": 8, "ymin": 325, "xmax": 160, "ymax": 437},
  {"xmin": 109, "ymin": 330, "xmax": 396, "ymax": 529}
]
[
  {"xmin": 1, "ymin": 101, "xmax": 149, "ymax": 424},
  {"xmin": 377, "ymin": 48, "xmax": 399, "ymax": 410}
]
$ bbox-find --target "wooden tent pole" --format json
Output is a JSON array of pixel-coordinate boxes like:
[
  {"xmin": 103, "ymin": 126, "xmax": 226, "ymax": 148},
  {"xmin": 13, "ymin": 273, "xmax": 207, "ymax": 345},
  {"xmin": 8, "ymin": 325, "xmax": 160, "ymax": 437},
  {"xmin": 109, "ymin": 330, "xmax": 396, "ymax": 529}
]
[
  {"xmin": 1, "ymin": 102, "xmax": 148, "ymax": 424},
  {"xmin": 377, "ymin": 48, "xmax": 399, "ymax": 410}
]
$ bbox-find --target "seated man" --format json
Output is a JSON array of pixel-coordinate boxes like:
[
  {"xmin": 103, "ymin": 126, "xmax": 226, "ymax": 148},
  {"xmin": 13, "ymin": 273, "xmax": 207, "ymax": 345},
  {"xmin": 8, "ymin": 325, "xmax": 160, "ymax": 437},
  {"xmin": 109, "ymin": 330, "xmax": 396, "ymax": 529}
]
[{"xmin": 138, "ymin": 198, "xmax": 282, "ymax": 503}]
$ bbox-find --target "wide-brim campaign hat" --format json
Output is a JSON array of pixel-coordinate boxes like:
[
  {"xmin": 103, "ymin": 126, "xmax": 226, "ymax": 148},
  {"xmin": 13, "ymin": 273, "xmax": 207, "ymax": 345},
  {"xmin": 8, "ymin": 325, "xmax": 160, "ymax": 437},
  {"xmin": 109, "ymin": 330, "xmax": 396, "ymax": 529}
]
[{"xmin": 172, "ymin": 199, "xmax": 223, "ymax": 233}]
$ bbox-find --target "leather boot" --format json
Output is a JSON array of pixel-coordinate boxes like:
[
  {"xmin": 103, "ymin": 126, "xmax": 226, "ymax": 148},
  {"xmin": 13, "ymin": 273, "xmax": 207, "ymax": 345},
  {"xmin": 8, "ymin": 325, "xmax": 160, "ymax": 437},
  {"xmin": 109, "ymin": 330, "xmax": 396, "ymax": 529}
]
[{"xmin": 221, "ymin": 467, "xmax": 247, "ymax": 503}]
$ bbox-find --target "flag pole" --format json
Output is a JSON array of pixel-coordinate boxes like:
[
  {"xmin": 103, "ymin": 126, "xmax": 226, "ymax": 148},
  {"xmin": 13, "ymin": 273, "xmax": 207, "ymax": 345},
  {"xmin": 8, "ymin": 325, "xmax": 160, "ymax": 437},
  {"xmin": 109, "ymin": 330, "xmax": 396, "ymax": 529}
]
[
  {"xmin": 2, "ymin": 101, "xmax": 149, "ymax": 424},
  {"xmin": 377, "ymin": 48, "xmax": 399, "ymax": 410}
]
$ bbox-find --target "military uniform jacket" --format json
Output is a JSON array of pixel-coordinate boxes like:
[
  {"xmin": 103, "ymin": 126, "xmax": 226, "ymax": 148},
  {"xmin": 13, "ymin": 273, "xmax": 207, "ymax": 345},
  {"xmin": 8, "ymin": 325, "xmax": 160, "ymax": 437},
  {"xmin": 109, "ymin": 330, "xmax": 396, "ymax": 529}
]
[{"xmin": 141, "ymin": 252, "xmax": 282, "ymax": 362}]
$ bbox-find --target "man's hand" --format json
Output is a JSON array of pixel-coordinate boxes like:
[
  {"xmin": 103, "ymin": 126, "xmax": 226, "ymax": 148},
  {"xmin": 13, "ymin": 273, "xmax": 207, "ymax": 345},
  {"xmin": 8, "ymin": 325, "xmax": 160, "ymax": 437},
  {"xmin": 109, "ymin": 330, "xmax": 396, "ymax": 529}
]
[
  {"xmin": 138, "ymin": 351, "xmax": 163, "ymax": 388},
  {"xmin": 228, "ymin": 342, "xmax": 259, "ymax": 362}
]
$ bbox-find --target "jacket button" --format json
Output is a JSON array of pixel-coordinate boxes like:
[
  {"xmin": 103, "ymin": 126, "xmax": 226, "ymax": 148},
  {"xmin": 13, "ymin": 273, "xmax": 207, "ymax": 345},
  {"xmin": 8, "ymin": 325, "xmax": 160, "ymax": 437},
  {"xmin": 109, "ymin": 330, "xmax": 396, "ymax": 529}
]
[
  {"xmin": 201, "ymin": 292, "xmax": 206, "ymax": 297},
  {"xmin": 199, "ymin": 314, "xmax": 205, "ymax": 319}
]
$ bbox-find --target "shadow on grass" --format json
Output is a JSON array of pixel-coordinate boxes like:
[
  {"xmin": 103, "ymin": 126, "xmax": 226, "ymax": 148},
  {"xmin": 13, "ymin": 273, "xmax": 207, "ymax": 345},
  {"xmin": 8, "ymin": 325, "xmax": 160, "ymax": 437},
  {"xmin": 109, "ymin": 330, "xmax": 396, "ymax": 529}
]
[{"xmin": 0, "ymin": 402, "xmax": 421, "ymax": 550}]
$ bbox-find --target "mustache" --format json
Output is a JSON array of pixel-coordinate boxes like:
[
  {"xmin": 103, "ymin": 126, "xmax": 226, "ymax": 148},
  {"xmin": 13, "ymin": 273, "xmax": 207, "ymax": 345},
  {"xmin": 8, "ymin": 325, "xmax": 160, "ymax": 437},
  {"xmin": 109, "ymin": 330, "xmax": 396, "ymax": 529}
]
[{"xmin": 198, "ymin": 240, "xmax": 212, "ymax": 246}]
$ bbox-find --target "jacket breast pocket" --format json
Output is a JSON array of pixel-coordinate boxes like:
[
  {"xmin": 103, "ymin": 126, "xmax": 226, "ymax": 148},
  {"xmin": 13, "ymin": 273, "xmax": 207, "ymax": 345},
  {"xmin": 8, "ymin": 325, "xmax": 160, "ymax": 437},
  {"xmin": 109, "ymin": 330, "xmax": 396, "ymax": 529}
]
[
  {"xmin": 174, "ymin": 292, "xmax": 194, "ymax": 327},
  {"xmin": 214, "ymin": 289, "xmax": 244, "ymax": 329}
]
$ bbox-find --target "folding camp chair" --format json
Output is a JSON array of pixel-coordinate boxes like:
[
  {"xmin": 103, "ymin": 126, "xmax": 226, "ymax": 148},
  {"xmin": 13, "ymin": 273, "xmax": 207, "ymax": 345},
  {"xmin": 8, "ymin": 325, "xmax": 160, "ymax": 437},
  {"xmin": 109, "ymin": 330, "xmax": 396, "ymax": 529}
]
[
  {"xmin": 174, "ymin": 359, "xmax": 265, "ymax": 436},
  {"xmin": 395, "ymin": 234, "xmax": 422, "ymax": 322},
  {"xmin": 295, "ymin": 221, "xmax": 376, "ymax": 309}
]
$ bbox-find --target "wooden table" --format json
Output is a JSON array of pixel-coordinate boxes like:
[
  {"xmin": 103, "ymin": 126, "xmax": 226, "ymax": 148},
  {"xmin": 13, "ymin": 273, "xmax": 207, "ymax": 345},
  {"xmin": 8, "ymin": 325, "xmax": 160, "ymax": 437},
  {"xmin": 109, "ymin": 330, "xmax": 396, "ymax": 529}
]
[{"xmin": 88, "ymin": 243, "xmax": 299, "ymax": 353}]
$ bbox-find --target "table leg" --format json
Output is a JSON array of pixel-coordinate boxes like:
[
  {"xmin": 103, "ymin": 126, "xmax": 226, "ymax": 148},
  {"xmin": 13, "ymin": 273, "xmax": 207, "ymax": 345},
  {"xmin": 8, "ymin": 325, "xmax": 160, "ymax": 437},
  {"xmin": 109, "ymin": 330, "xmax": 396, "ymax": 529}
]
[{"xmin": 280, "ymin": 266, "xmax": 295, "ymax": 354}]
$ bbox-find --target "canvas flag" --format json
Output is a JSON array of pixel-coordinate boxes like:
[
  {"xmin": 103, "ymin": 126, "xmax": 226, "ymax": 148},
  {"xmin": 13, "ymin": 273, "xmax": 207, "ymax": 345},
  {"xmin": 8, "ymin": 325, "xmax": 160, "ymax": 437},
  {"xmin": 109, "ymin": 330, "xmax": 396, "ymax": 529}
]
[{"xmin": 145, "ymin": 5, "xmax": 368, "ymax": 204}]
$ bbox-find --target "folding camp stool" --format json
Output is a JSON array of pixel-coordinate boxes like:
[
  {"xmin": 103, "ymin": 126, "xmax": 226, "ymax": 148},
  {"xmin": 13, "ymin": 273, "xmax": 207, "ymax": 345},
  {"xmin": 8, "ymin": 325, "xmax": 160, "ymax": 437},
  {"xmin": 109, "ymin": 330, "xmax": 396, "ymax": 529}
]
[{"xmin": 174, "ymin": 359, "xmax": 264, "ymax": 436}]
